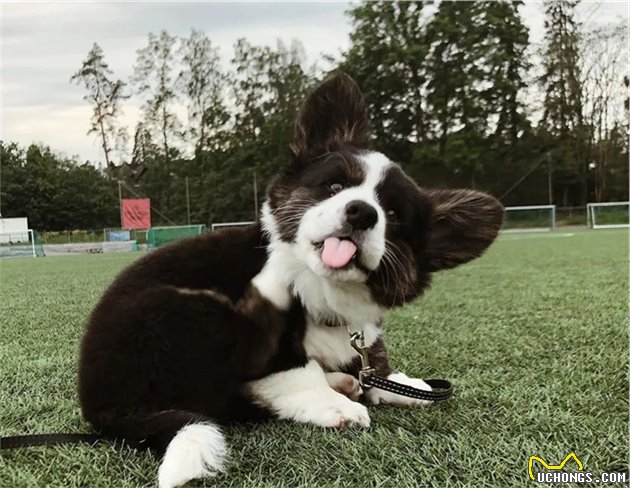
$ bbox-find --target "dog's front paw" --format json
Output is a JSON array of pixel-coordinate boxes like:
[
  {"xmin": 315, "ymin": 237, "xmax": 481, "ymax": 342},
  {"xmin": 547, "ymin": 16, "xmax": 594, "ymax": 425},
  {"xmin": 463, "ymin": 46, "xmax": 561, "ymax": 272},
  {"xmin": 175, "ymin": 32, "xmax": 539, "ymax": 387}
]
[
  {"xmin": 365, "ymin": 372, "xmax": 433, "ymax": 407},
  {"xmin": 307, "ymin": 392, "xmax": 371, "ymax": 429},
  {"xmin": 325, "ymin": 372, "xmax": 362, "ymax": 401}
]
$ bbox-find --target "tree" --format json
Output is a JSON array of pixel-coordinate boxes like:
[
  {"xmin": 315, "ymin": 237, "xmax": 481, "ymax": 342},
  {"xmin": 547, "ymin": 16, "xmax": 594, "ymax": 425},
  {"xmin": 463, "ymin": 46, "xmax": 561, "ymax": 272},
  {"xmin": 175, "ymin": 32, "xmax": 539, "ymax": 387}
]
[
  {"xmin": 480, "ymin": 1, "xmax": 531, "ymax": 147},
  {"xmin": 539, "ymin": 0, "xmax": 587, "ymax": 205},
  {"xmin": 177, "ymin": 30, "xmax": 229, "ymax": 154},
  {"xmin": 339, "ymin": 1, "xmax": 431, "ymax": 162},
  {"xmin": 133, "ymin": 30, "xmax": 180, "ymax": 161},
  {"xmin": 71, "ymin": 42, "xmax": 128, "ymax": 169},
  {"xmin": 425, "ymin": 1, "xmax": 531, "ymax": 187},
  {"xmin": 426, "ymin": 1, "xmax": 482, "ymax": 157},
  {"xmin": 0, "ymin": 141, "xmax": 118, "ymax": 230},
  {"xmin": 203, "ymin": 39, "xmax": 314, "ymax": 223},
  {"xmin": 108, "ymin": 121, "xmax": 155, "ymax": 185},
  {"xmin": 340, "ymin": 1, "xmax": 531, "ymax": 190},
  {"xmin": 130, "ymin": 122, "xmax": 157, "ymax": 172},
  {"xmin": 580, "ymin": 21, "xmax": 628, "ymax": 202}
]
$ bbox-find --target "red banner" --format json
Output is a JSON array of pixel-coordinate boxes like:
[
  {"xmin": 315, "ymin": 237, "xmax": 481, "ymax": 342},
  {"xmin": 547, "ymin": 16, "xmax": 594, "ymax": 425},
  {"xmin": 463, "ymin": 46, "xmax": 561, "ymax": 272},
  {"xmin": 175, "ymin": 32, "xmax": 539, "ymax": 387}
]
[{"xmin": 121, "ymin": 199, "xmax": 151, "ymax": 229}]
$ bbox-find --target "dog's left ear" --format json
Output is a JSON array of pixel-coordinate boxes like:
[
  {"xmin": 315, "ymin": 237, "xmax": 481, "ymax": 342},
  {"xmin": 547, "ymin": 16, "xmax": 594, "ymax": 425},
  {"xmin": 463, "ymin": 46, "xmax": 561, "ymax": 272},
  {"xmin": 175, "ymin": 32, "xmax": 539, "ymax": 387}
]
[
  {"xmin": 425, "ymin": 189, "xmax": 504, "ymax": 272},
  {"xmin": 291, "ymin": 73, "xmax": 369, "ymax": 160}
]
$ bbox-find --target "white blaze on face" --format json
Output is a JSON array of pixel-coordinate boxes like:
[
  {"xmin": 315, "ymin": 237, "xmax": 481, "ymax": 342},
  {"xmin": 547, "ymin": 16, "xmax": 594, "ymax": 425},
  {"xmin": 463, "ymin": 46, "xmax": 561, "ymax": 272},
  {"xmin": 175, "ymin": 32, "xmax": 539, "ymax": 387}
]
[{"xmin": 296, "ymin": 151, "xmax": 392, "ymax": 280}]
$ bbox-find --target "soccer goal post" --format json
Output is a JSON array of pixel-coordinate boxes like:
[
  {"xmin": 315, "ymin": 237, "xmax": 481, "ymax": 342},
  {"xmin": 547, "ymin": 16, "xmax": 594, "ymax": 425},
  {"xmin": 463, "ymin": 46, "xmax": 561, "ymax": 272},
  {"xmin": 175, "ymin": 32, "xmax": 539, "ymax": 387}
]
[
  {"xmin": 502, "ymin": 205, "xmax": 556, "ymax": 233},
  {"xmin": 587, "ymin": 202, "xmax": 629, "ymax": 229},
  {"xmin": 0, "ymin": 229, "xmax": 45, "ymax": 258},
  {"xmin": 146, "ymin": 225, "xmax": 206, "ymax": 249},
  {"xmin": 211, "ymin": 221, "xmax": 255, "ymax": 232}
]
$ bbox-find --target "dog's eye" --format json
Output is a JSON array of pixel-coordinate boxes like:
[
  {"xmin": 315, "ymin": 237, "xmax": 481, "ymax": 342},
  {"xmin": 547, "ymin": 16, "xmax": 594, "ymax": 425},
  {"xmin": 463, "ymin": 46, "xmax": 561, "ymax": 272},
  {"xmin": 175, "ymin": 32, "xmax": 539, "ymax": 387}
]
[
  {"xmin": 328, "ymin": 182, "xmax": 344, "ymax": 195},
  {"xmin": 386, "ymin": 209, "xmax": 398, "ymax": 222}
]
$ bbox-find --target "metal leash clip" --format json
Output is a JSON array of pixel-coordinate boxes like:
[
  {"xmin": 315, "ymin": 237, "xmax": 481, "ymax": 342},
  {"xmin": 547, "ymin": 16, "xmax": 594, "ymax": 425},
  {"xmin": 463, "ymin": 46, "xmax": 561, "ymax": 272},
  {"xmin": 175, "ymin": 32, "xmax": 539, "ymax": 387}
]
[{"xmin": 349, "ymin": 331, "xmax": 375, "ymax": 388}]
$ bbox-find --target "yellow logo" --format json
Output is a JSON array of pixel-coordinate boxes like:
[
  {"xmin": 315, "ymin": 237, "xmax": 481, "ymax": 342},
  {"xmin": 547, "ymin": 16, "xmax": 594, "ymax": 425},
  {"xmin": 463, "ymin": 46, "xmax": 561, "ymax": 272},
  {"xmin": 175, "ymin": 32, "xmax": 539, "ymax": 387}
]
[{"xmin": 528, "ymin": 452, "xmax": 584, "ymax": 480}]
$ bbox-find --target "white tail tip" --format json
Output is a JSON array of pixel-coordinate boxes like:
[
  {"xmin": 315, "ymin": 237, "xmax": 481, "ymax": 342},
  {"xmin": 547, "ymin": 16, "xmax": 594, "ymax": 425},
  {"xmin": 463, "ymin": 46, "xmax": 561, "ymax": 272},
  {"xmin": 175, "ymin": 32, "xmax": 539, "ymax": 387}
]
[{"xmin": 158, "ymin": 422, "xmax": 227, "ymax": 488}]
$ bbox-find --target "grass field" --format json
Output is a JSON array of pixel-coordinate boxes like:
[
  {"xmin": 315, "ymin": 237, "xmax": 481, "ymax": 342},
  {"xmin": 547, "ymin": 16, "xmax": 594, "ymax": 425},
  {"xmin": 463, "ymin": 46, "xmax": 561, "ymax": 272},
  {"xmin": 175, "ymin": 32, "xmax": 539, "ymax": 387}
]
[{"xmin": 1, "ymin": 229, "xmax": 627, "ymax": 487}]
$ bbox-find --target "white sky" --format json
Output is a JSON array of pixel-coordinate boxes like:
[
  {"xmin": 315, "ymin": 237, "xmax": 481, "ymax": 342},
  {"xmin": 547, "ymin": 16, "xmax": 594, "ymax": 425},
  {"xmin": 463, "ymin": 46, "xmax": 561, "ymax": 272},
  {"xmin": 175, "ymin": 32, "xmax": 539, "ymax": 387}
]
[{"xmin": 1, "ymin": 1, "xmax": 627, "ymax": 166}]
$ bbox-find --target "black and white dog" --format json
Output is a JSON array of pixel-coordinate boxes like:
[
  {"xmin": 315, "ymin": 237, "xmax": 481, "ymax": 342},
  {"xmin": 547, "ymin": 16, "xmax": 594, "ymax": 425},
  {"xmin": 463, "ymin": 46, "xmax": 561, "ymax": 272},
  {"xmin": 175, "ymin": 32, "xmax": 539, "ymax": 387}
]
[{"xmin": 79, "ymin": 74, "xmax": 503, "ymax": 488}]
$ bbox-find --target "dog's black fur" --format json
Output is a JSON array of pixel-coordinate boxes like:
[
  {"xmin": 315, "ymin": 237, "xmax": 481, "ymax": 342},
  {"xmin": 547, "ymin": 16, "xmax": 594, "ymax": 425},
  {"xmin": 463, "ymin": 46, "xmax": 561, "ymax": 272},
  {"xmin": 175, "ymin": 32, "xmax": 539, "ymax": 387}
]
[{"xmin": 79, "ymin": 225, "xmax": 308, "ymax": 452}]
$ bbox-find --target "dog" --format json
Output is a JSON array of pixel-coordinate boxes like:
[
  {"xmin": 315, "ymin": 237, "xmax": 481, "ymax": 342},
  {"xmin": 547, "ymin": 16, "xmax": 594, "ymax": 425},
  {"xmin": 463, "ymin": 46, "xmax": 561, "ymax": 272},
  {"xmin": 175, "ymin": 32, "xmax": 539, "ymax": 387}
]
[{"xmin": 78, "ymin": 73, "xmax": 504, "ymax": 488}]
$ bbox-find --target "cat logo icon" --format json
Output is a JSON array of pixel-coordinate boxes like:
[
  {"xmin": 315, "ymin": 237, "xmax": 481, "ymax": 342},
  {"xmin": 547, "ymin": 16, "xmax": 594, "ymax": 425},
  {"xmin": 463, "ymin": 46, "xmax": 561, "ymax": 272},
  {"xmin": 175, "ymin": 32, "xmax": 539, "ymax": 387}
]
[{"xmin": 528, "ymin": 452, "xmax": 584, "ymax": 480}]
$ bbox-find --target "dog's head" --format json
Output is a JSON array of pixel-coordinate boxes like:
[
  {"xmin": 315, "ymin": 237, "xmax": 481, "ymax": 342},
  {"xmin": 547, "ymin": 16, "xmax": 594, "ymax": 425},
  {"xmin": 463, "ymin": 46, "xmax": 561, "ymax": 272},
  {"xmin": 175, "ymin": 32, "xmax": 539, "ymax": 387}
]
[{"xmin": 264, "ymin": 74, "xmax": 504, "ymax": 306}]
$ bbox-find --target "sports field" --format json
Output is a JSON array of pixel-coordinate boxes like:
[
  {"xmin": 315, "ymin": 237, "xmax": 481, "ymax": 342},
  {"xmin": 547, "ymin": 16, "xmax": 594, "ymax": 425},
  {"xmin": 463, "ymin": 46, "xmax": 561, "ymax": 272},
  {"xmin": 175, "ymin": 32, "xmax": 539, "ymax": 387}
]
[{"xmin": 1, "ymin": 228, "xmax": 627, "ymax": 487}]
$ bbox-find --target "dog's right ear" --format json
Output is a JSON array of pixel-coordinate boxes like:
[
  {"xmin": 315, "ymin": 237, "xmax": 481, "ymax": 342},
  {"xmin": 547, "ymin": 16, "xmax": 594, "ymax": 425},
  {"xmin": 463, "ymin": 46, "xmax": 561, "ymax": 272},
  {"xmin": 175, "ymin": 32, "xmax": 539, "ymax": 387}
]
[
  {"xmin": 424, "ymin": 189, "xmax": 504, "ymax": 272},
  {"xmin": 291, "ymin": 73, "xmax": 369, "ymax": 160}
]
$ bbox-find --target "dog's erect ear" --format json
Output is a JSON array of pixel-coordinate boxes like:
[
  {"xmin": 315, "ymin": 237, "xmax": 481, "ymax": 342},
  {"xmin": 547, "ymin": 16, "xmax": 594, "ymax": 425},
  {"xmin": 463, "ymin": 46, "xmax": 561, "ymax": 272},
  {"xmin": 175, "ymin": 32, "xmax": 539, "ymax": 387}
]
[
  {"xmin": 425, "ymin": 189, "xmax": 504, "ymax": 272},
  {"xmin": 291, "ymin": 73, "xmax": 369, "ymax": 159}
]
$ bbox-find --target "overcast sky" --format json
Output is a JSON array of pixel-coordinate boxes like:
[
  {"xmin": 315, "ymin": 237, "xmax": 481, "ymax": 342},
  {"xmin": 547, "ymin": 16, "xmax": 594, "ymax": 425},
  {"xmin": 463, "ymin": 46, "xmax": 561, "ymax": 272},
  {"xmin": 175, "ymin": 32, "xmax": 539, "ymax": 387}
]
[{"xmin": 1, "ymin": 1, "xmax": 627, "ymax": 166}]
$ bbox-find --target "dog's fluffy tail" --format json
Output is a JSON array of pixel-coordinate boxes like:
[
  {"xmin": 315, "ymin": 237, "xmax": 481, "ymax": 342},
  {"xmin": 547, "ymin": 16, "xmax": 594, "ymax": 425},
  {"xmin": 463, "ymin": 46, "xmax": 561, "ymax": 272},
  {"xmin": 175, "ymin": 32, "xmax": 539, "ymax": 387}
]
[
  {"xmin": 97, "ymin": 410, "xmax": 227, "ymax": 488},
  {"xmin": 157, "ymin": 420, "xmax": 226, "ymax": 488}
]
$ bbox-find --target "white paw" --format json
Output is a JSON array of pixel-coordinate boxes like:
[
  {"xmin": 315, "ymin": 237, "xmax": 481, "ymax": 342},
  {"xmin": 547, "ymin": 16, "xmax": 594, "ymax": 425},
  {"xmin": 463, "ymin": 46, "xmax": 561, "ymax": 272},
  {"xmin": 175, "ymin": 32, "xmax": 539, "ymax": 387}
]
[
  {"xmin": 305, "ymin": 391, "xmax": 371, "ymax": 429},
  {"xmin": 325, "ymin": 372, "xmax": 363, "ymax": 401},
  {"xmin": 247, "ymin": 360, "xmax": 370, "ymax": 429},
  {"xmin": 365, "ymin": 372, "xmax": 433, "ymax": 407}
]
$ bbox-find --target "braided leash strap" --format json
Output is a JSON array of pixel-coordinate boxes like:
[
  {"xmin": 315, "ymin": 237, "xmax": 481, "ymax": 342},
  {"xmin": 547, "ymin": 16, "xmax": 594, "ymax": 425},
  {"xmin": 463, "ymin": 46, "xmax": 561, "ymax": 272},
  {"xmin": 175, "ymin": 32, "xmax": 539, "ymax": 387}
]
[
  {"xmin": 0, "ymin": 433, "xmax": 100, "ymax": 450},
  {"xmin": 363, "ymin": 376, "xmax": 454, "ymax": 402}
]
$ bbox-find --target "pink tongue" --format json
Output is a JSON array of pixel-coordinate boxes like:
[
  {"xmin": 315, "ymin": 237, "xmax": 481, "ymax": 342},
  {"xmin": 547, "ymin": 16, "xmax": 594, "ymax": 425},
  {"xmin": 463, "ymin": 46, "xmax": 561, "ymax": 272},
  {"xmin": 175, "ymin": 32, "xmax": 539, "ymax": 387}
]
[{"xmin": 321, "ymin": 237, "xmax": 357, "ymax": 269}]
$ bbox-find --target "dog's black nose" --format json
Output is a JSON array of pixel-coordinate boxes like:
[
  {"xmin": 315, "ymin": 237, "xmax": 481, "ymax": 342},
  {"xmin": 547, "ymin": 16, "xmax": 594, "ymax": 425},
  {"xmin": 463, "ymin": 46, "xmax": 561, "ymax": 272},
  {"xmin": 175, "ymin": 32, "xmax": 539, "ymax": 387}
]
[{"xmin": 345, "ymin": 200, "xmax": 378, "ymax": 230}]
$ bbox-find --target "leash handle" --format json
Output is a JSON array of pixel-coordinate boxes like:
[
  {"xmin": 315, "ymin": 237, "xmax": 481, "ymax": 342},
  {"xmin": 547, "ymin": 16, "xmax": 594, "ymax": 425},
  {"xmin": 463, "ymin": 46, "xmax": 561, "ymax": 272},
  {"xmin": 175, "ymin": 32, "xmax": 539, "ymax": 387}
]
[
  {"xmin": 364, "ymin": 375, "xmax": 454, "ymax": 402},
  {"xmin": 349, "ymin": 330, "xmax": 454, "ymax": 401}
]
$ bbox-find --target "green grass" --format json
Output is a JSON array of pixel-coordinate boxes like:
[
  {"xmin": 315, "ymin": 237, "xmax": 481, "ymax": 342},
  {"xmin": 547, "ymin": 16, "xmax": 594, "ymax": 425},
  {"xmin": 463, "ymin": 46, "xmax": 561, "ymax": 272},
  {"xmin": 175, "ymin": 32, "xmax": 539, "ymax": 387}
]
[{"xmin": 1, "ymin": 229, "xmax": 627, "ymax": 487}]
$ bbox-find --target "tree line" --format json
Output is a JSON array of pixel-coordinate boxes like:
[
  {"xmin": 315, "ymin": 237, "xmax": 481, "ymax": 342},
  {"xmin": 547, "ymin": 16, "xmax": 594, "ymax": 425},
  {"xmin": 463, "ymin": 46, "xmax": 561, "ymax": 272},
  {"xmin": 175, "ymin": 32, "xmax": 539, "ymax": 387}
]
[{"xmin": 2, "ymin": 0, "xmax": 627, "ymax": 231}]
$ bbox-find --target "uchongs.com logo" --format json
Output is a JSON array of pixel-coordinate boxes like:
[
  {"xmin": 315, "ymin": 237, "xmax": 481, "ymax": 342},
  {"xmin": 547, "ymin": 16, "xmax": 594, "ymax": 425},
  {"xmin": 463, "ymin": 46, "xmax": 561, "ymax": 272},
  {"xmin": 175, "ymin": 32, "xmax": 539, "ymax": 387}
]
[{"xmin": 528, "ymin": 452, "xmax": 627, "ymax": 484}]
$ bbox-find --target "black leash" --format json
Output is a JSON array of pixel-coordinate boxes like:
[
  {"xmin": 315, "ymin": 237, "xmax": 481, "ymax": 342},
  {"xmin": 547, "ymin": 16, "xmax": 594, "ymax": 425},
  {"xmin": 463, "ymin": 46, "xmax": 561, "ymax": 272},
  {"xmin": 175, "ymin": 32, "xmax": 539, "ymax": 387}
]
[
  {"xmin": 349, "ymin": 331, "xmax": 454, "ymax": 402},
  {"xmin": 0, "ymin": 433, "xmax": 100, "ymax": 450}
]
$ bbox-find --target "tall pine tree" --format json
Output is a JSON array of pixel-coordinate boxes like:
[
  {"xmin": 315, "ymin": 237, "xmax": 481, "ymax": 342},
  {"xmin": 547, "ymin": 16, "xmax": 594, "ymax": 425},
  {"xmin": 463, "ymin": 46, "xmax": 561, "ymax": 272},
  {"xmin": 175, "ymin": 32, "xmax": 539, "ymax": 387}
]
[
  {"xmin": 339, "ymin": 1, "xmax": 431, "ymax": 162},
  {"xmin": 539, "ymin": 0, "xmax": 587, "ymax": 204},
  {"xmin": 425, "ymin": 0, "xmax": 530, "ymax": 187}
]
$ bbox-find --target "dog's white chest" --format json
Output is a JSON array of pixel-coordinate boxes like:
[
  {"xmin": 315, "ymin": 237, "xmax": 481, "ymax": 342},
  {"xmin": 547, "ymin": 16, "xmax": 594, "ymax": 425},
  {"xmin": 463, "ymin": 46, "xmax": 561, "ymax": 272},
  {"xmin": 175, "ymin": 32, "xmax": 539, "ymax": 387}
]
[
  {"xmin": 290, "ymin": 268, "xmax": 385, "ymax": 371},
  {"xmin": 303, "ymin": 319, "xmax": 381, "ymax": 371},
  {"xmin": 291, "ymin": 268, "xmax": 385, "ymax": 330}
]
